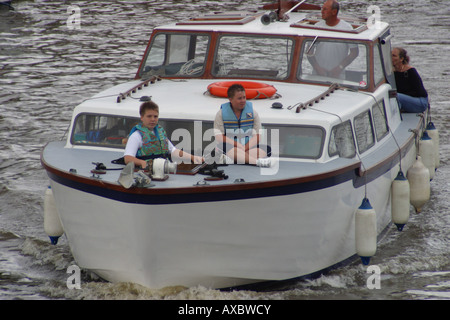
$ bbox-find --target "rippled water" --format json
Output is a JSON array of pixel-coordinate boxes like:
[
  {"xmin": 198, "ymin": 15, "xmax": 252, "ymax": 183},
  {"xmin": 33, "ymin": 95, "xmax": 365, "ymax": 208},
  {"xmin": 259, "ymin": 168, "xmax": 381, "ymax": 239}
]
[{"xmin": 0, "ymin": 0, "xmax": 449, "ymax": 300}]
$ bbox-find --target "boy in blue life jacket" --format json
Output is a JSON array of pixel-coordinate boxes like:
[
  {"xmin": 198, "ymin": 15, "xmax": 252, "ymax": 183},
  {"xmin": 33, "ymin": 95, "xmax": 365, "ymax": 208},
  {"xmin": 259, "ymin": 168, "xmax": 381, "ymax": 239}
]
[
  {"xmin": 124, "ymin": 101, "xmax": 204, "ymax": 169},
  {"xmin": 213, "ymin": 84, "xmax": 271, "ymax": 167}
]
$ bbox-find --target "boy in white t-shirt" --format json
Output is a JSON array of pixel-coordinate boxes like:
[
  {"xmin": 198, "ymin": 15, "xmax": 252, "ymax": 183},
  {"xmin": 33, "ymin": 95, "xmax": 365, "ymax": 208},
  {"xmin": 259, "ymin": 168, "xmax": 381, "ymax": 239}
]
[{"xmin": 124, "ymin": 101, "xmax": 203, "ymax": 169}]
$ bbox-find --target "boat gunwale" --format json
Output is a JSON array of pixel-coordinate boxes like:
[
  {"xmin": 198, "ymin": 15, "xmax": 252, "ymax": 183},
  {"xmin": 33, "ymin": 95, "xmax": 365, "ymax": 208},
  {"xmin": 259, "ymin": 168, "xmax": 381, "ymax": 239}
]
[{"xmin": 41, "ymin": 148, "xmax": 361, "ymax": 196}]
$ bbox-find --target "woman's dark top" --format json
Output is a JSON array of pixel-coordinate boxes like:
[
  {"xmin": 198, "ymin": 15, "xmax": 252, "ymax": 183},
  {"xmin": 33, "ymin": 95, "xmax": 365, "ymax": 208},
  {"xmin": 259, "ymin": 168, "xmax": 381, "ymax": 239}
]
[{"xmin": 394, "ymin": 68, "xmax": 428, "ymax": 98}]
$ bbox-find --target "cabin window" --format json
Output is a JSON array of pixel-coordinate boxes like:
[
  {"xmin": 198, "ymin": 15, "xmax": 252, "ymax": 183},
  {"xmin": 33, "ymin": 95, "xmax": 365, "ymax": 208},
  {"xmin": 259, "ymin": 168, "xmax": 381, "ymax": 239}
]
[
  {"xmin": 156, "ymin": 121, "xmax": 324, "ymax": 159},
  {"xmin": 328, "ymin": 120, "xmax": 356, "ymax": 158},
  {"xmin": 139, "ymin": 33, "xmax": 209, "ymax": 77},
  {"xmin": 263, "ymin": 125, "xmax": 324, "ymax": 159},
  {"xmin": 298, "ymin": 39, "xmax": 368, "ymax": 88},
  {"xmin": 372, "ymin": 100, "xmax": 389, "ymax": 141},
  {"xmin": 373, "ymin": 43, "xmax": 385, "ymax": 85},
  {"xmin": 71, "ymin": 115, "xmax": 215, "ymax": 154},
  {"xmin": 71, "ymin": 114, "xmax": 139, "ymax": 148},
  {"xmin": 158, "ymin": 119, "xmax": 214, "ymax": 157},
  {"xmin": 213, "ymin": 35, "xmax": 294, "ymax": 80},
  {"xmin": 354, "ymin": 110, "xmax": 375, "ymax": 154}
]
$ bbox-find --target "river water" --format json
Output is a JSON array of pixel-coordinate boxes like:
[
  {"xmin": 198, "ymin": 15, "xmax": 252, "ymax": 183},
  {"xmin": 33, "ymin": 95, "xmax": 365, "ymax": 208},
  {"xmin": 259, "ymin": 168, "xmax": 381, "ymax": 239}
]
[{"xmin": 0, "ymin": 0, "xmax": 448, "ymax": 301}]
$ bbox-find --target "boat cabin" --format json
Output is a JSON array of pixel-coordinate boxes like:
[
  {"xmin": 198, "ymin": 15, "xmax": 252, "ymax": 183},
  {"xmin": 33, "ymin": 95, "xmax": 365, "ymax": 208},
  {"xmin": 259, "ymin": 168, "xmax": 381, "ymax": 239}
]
[{"xmin": 67, "ymin": 7, "xmax": 399, "ymax": 165}]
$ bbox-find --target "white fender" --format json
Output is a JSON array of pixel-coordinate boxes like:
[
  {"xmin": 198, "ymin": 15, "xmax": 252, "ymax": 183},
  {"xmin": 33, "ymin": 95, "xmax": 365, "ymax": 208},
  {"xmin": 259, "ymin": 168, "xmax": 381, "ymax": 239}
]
[
  {"xmin": 391, "ymin": 171, "xmax": 410, "ymax": 231},
  {"xmin": 44, "ymin": 186, "xmax": 64, "ymax": 245},
  {"xmin": 426, "ymin": 121, "xmax": 440, "ymax": 169},
  {"xmin": 418, "ymin": 131, "xmax": 435, "ymax": 180},
  {"xmin": 355, "ymin": 198, "xmax": 377, "ymax": 265},
  {"xmin": 407, "ymin": 156, "xmax": 430, "ymax": 213}
]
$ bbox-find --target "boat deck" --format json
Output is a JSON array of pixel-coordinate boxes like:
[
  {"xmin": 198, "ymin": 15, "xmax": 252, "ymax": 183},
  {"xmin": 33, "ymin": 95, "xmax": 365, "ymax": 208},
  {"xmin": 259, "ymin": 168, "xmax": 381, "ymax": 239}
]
[{"xmin": 42, "ymin": 141, "xmax": 360, "ymax": 189}]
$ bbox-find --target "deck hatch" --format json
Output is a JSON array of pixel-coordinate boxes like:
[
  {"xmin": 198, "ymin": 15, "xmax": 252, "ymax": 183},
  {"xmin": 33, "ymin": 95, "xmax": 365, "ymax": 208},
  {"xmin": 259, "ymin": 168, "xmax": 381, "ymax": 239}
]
[
  {"xmin": 176, "ymin": 11, "xmax": 259, "ymax": 25},
  {"xmin": 291, "ymin": 14, "xmax": 368, "ymax": 34}
]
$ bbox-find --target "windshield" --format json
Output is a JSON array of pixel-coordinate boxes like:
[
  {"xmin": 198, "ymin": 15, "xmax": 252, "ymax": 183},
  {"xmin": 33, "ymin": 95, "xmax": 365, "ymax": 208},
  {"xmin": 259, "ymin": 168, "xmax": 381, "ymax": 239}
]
[
  {"xmin": 139, "ymin": 33, "xmax": 210, "ymax": 78},
  {"xmin": 298, "ymin": 39, "xmax": 368, "ymax": 88},
  {"xmin": 213, "ymin": 35, "xmax": 294, "ymax": 80}
]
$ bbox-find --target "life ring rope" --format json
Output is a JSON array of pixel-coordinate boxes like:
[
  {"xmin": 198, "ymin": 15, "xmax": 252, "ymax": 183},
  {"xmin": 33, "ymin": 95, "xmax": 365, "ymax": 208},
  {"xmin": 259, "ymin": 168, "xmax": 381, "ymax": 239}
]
[{"xmin": 207, "ymin": 81, "xmax": 277, "ymax": 99}]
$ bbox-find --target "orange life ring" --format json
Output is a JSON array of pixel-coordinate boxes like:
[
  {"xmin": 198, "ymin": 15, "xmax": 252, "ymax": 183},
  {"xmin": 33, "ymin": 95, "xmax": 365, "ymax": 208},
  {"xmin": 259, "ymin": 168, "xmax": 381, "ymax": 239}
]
[{"xmin": 207, "ymin": 81, "xmax": 277, "ymax": 99}]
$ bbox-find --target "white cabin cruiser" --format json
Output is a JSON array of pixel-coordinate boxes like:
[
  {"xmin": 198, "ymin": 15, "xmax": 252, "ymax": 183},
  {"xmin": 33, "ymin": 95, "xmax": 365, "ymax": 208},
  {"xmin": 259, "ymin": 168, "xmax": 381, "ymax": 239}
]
[{"xmin": 41, "ymin": 1, "xmax": 436, "ymax": 289}]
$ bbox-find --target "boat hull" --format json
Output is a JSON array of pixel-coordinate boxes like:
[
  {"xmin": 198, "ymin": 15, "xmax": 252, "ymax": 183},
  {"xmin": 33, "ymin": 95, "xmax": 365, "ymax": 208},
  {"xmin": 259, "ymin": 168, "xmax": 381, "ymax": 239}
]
[{"xmin": 47, "ymin": 143, "xmax": 417, "ymax": 289}]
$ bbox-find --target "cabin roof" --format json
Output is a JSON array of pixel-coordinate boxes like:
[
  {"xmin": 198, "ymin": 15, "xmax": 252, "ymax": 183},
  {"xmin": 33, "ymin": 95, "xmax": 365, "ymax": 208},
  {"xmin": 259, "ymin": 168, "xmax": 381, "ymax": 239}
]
[
  {"xmin": 155, "ymin": 11, "xmax": 389, "ymax": 42},
  {"xmin": 74, "ymin": 78, "xmax": 381, "ymax": 129}
]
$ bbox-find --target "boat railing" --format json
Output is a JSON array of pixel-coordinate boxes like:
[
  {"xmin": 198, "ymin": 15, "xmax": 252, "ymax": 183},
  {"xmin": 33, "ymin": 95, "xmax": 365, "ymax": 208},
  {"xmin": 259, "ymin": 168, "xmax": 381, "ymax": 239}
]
[
  {"xmin": 117, "ymin": 76, "xmax": 161, "ymax": 103},
  {"xmin": 290, "ymin": 83, "xmax": 340, "ymax": 113}
]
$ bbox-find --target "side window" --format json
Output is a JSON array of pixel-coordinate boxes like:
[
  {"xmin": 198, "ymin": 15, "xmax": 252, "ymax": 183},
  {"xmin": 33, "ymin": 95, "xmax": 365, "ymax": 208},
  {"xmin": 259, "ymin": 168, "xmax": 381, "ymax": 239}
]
[
  {"xmin": 71, "ymin": 114, "xmax": 139, "ymax": 148},
  {"xmin": 354, "ymin": 110, "xmax": 375, "ymax": 154},
  {"xmin": 372, "ymin": 100, "xmax": 389, "ymax": 141},
  {"xmin": 159, "ymin": 120, "xmax": 214, "ymax": 156},
  {"xmin": 328, "ymin": 120, "xmax": 356, "ymax": 158},
  {"xmin": 373, "ymin": 43, "xmax": 385, "ymax": 85}
]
